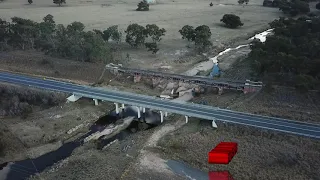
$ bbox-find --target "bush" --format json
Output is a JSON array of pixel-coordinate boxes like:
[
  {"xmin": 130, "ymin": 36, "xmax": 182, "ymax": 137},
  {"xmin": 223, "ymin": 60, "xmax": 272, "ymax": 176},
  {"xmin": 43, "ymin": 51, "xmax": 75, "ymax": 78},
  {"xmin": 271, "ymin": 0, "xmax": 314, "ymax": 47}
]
[
  {"xmin": 294, "ymin": 74, "xmax": 316, "ymax": 92},
  {"xmin": 137, "ymin": 0, "xmax": 149, "ymax": 11},
  {"xmin": 125, "ymin": 24, "xmax": 146, "ymax": 47},
  {"xmin": 28, "ymin": 0, "xmax": 33, "ymax": 4},
  {"xmin": 220, "ymin": 14, "xmax": 244, "ymax": 28},
  {"xmin": 145, "ymin": 42, "xmax": 159, "ymax": 54}
]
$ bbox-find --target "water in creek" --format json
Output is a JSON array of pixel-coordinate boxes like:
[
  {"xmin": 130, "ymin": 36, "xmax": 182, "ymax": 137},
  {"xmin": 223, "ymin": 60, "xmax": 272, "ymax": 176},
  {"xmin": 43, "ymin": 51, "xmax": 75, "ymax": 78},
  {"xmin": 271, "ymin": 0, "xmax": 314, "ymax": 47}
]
[{"xmin": 0, "ymin": 106, "xmax": 158, "ymax": 180}]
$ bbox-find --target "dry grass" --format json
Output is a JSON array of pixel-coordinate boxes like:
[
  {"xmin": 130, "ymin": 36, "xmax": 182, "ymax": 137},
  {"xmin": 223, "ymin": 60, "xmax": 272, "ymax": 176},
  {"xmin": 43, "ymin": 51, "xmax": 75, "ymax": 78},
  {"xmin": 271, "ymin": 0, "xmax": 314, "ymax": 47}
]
[
  {"xmin": 0, "ymin": 83, "xmax": 67, "ymax": 117},
  {"xmin": 157, "ymin": 121, "xmax": 320, "ymax": 180}
]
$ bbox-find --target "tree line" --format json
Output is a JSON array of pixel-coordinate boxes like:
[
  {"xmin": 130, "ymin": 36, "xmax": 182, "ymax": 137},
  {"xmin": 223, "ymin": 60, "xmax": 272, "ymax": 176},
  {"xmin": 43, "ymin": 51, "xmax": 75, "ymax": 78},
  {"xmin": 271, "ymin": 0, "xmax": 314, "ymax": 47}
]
[
  {"xmin": 248, "ymin": 16, "xmax": 320, "ymax": 91},
  {"xmin": 0, "ymin": 15, "xmax": 113, "ymax": 63}
]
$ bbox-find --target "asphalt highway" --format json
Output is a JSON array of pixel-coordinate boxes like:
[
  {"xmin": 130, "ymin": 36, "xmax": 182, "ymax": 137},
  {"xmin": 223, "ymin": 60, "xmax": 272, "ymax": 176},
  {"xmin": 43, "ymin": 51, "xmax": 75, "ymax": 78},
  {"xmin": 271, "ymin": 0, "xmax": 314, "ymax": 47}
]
[{"xmin": 1, "ymin": 71, "xmax": 320, "ymax": 139}]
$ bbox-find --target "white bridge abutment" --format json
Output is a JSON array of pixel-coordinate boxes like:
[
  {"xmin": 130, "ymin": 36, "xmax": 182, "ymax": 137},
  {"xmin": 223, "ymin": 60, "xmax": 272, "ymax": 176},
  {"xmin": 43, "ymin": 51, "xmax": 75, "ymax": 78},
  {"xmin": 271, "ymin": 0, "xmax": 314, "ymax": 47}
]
[
  {"xmin": 212, "ymin": 119, "xmax": 217, "ymax": 128},
  {"xmin": 93, "ymin": 99, "xmax": 98, "ymax": 106},
  {"xmin": 136, "ymin": 106, "xmax": 141, "ymax": 119},
  {"xmin": 160, "ymin": 111, "xmax": 164, "ymax": 123},
  {"xmin": 114, "ymin": 103, "xmax": 120, "ymax": 114}
]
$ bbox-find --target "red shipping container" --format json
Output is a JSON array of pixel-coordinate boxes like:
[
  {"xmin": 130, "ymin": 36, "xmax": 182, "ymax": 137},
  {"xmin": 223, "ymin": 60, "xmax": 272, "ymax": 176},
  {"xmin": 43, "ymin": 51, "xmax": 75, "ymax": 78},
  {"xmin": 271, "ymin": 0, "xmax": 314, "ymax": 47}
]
[
  {"xmin": 213, "ymin": 147, "xmax": 236, "ymax": 157},
  {"xmin": 208, "ymin": 150, "xmax": 233, "ymax": 164},
  {"xmin": 217, "ymin": 142, "xmax": 238, "ymax": 152},
  {"xmin": 208, "ymin": 171, "xmax": 234, "ymax": 180},
  {"xmin": 208, "ymin": 142, "xmax": 238, "ymax": 164}
]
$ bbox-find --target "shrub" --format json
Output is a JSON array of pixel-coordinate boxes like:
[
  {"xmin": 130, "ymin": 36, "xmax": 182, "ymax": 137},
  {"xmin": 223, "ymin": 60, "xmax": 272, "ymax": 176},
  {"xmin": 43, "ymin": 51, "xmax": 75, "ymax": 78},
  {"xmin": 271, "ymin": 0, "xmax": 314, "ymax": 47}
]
[
  {"xmin": 220, "ymin": 14, "xmax": 244, "ymax": 28},
  {"xmin": 28, "ymin": 0, "xmax": 33, "ymax": 4},
  {"xmin": 145, "ymin": 42, "xmax": 159, "ymax": 54},
  {"xmin": 137, "ymin": 0, "xmax": 149, "ymax": 11},
  {"xmin": 125, "ymin": 24, "xmax": 146, "ymax": 47}
]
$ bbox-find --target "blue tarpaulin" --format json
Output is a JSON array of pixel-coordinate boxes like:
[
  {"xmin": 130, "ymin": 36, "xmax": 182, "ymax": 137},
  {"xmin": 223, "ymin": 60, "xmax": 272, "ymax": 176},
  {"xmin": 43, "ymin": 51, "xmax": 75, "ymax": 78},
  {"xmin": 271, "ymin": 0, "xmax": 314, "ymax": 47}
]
[{"xmin": 210, "ymin": 64, "xmax": 220, "ymax": 77}]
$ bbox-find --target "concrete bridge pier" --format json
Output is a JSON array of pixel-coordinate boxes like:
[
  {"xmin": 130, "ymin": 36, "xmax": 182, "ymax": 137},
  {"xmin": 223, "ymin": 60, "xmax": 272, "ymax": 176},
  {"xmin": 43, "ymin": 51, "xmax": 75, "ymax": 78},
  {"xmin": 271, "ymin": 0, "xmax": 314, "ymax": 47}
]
[
  {"xmin": 185, "ymin": 116, "xmax": 189, "ymax": 123},
  {"xmin": 212, "ymin": 119, "xmax": 217, "ymax": 128},
  {"xmin": 93, "ymin": 99, "xmax": 98, "ymax": 106},
  {"xmin": 114, "ymin": 103, "xmax": 120, "ymax": 114},
  {"xmin": 136, "ymin": 106, "xmax": 141, "ymax": 119},
  {"xmin": 218, "ymin": 87, "xmax": 223, "ymax": 95},
  {"xmin": 121, "ymin": 104, "xmax": 125, "ymax": 111},
  {"xmin": 160, "ymin": 111, "xmax": 164, "ymax": 123}
]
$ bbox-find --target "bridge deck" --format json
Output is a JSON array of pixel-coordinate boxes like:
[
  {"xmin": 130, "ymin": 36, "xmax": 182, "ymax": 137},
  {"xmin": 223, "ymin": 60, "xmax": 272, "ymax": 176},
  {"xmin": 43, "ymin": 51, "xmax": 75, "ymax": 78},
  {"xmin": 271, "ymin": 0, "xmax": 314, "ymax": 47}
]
[{"xmin": 0, "ymin": 71, "xmax": 319, "ymax": 139}]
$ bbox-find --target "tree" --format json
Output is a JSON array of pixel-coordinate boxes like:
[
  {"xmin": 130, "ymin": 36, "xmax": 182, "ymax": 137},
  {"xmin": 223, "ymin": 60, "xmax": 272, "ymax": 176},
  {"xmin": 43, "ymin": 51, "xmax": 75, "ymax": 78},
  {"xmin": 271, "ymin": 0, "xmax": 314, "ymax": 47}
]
[
  {"xmin": 125, "ymin": 24, "xmax": 146, "ymax": 47},
  {"xmin": 144, "ymin": 24, "xmax": 166, "ymax": 54},
  {"xmin": 194, "ymin": 25, "xmax": 212, "ymax": 51},
  {"xmin": 279, "ymin": 0, "xmax": 310, "ymax": 16},
  {"xmin": 0, "ymin": 19, "xmax": 11, "ymax": 50},
  {"xmin": 179, "ymin": 25, "xmax": 212, "ymax": 51},
  {"xmin": 10, "ymin": 17, "xmax": 38, "ymax": 50},
  {"xmin": 102, "ymin": 25, "xmax": 122, "ymax": 43},
  {"xmin": 220, "ymin": 14, "xmax": 244, "ymax": 28},
  {"xmin": 248, "ymin": 17, "xmax": 320, "ymax": 90},
  {"xmin": 137, "ymin": 0, "xmax": 149, "ymax": 11},
  {"xmin": 28, "ymin": 0, "xmax": 33, "ymax": 4},
  {"xmin": 144, "ymin": 24, "xmax": 166, "ymax": 42},
  {"xmin": 179, "ymin": 25, "xmax": 195, "ymax": 42},
  {"xmin": 36, "ymin": 14, "xmax": 56, "ymax": 52},
  {"xmin": 53, "ymin": 0, "xmax": 66, "ymax": 6}
]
